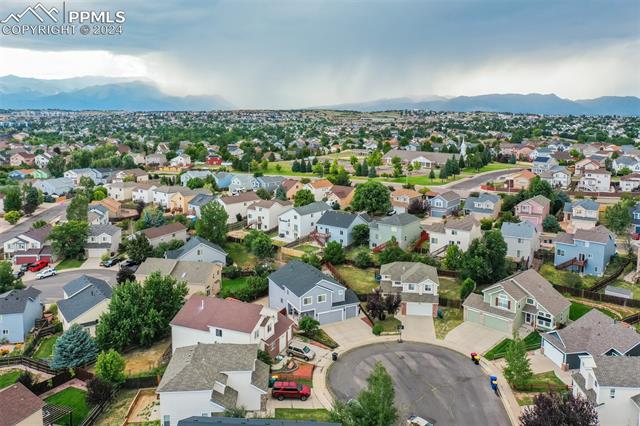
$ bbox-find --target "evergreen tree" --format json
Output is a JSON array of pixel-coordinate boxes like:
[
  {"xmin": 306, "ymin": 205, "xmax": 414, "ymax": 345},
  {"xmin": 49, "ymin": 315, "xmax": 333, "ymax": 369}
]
[
  {"xmin": 361, "ymin": 160, "xmax": 368, "ymax": 176},
  {"xmin": 459, "ymin": 155, "xmax": 466, "ymax": 169},
  {"xmin": 368, "ymin": 166, "xmax": 377, "ymax": 178},
  {"xmin": 274, "ymin": 185, "xmax": 287, "ymax": 200},
  {"xmin": 23, "ymin": 186, "xmax": 40, "ymax": 215},
  {"xmin": 51, "ymin": 324, "xmax": 99, "ymax": 369},
  {"xmin": 291, "ymin": 160, "xmax": 300, "ymax": 172}
]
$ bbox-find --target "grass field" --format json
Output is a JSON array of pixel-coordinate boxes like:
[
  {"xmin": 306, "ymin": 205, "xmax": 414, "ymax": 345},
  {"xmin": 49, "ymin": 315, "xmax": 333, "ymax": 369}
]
[
  {"xmin": 375, "ymin": 316, "xmax": 402, "ymax": 333},
  {"xmin": 334, "ymin": 265, "xmax": 378, "ymax": 295},
  {"xmin": 538, "ymin": 263, "xmax": 598, "ymax": 288},
  {"xmin": 221, "ymin": 276, "xmax": 250, "ymax": 293},
  {"xmin": 225, "ymin": 242, "xmax": 257, "ymax": 268},
  {"xmin": 295, "ymin": 244, "xmax": 321, "ymax": 254},
  {"xmin": 462, "ymin": 163, "xmax": 520, "ymax": 174},
  {"xmin": 514, "ymin": 371, "xmax": 567, "ymax": 405},
  {"xmin": 438, "ymin": 277, "xmax": 461, "ymax": 300},
  {"xmin": 56, "ymin": 259, "xmax": 86, "ymax": 271},
  {"xmin": 484, "ymin": 332, "xmax": 541, "ymax": 360},
  {"xmin": 275, "ymin": 408, "xmax": 331, "ymax": 422},
  {"xmin": 33, "ymin": 335, "xmax": 58, "ymax": 360},
  {"xmin": 0, "ymin": 370, "xmax": 21, "ymax": 389},
  {"xmin": 569, "ymin": 301, "xmax": 619, "ymax": 321},
  {"xmin": 44, "ymin": 387, "xmax": 90, "ymax": 426},
  {"xmin": 434, "ymin": 307, "xmax": 464, "ymax": 340}
]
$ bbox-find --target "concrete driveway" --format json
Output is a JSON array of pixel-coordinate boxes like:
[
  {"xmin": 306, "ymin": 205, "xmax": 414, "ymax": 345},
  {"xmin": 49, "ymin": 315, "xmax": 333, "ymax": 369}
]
[
  {"xmin": 444, "ymin": 322, "xmax": 510, "ymax": 355},
  {"xmin": 321, "ymin": 316, "xmax": 373, "ymax": 349},
  {"xmin": 24, "ymin": 269, "xmax": 118, "ymax": 303},
  {"xmin": 397, "ymin": 315, "xmax": 435, "ymax": 343},
  {"xmin": 328, "ymin": 342, "xmax": 510, "ymax": 426}
]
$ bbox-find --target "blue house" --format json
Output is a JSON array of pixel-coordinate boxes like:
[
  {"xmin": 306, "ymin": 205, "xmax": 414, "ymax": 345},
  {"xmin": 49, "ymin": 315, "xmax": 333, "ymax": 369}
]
[
  {"xmin": 632, "ymin": 203, "xmax": 640, "ymax": 234},
  {"xmin": 314, "ymin": 211, "xmax": 370, "ymax": 247},
  {"xmin": 0, "ymin": 287, "xmax": 42, "ymax": 343},
  {"xmin": 554, "ymin": 225, "xmax": 616, "ymax": 277},
  {"xmin": 8, "ymin": 170, "xmax": 28, "ymax": 180},
  {"xmin": 212, "ymin": 172, "xmax": 234, "ymax": 190},
  {"xmin": 429, "ymin": 190, "xmax": 460, "ymax": 218}
]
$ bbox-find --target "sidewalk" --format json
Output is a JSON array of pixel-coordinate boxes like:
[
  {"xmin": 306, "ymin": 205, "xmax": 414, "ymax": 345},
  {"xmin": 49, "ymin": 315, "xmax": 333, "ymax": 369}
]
[{"xmin": 0, "ymin": 203, "xmax": 61, "ymax": 234}]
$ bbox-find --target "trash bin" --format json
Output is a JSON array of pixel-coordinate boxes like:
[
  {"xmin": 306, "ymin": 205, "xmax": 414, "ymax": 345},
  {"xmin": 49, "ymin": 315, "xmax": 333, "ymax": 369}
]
[{"xmin": 332, "ymin": 352, "xmax": 338, "ymax": 361}]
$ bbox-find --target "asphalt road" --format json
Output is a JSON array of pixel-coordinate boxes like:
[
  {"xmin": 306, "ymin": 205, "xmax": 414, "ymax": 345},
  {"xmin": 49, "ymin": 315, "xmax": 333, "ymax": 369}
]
[
  {"xmin": 24, "ymin": 268, "xmax": 118, "ymax": 303},
  {"xmin": 447, "ymin": 168, "xmax": 521, "ymax": 191},
  {"xmin": 0, "ymin": 203, "xmax": 66, "ymax": 245},
  {"xmin": 328, "ymin": 342, "xmax": 510, "ymax": 426}
]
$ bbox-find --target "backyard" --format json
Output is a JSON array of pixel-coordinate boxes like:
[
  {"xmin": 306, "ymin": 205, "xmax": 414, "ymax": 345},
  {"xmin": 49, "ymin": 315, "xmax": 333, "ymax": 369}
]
[
  {"xmin": 438, "ymin": 276, "xmax": 462, "ymax": 300},
  {"xmin": 538, "ymin": 263, "xmax": 597, "ymax": 289},
  {"xmin": 0, "ymin": 369, "xmax": 21, "ymax": 389},
  {"xmin": 334, "ymin": 264, "xmax": 378, "ymax": 295},
  {"xmin": 434, "ymin": 307, "xmax": 464, "ymax": 339},
  {"xmin": 221, "ymin": 276, "xmax": 251, "ymax": 294},
  {"xmin": 569, "ymin": 301, "xmax": 621, "ymax": 321},
  {"xmin": 33, "ymin": 335, "xmax": 59, "ymax": 360},
  {"xmin": 225, "ymin": 242, "xmax": 258, "ymax": 269},
  {"xmin": 513, "ymin": 371, "xmax": 567, "ymax": 406},
  {"xmin": 44, "ymin": 387, "xmax": 90, "ymax": 426},
  {"xmin": 95, "ymin": 389, "xmax": 138, "ymax": 426}
]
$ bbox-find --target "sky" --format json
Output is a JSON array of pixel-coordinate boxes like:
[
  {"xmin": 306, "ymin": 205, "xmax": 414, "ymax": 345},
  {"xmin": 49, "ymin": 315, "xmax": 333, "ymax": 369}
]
[{"xmin": 0, "ymin": 0, "xmax": 639, "ymax": 108}]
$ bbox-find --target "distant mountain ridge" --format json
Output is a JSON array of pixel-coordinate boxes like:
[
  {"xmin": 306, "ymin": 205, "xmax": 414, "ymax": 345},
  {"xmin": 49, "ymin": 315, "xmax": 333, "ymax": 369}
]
[
  {"xmin": 318, "ymin": 93, "xmax": 640, "ymax": 116},
  {"xmin": 0, "ymin": 75, "xmax": 232, "ymax": 111}
]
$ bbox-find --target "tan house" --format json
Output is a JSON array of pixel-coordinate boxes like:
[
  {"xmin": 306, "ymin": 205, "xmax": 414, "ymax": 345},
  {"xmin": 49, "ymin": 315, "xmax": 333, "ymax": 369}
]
[
  {"xmin": 281, "ymin": 178, "xmax": 304, "ymax": 200},
  {"xmin": 106, "ymin": 182, "xmax": 138, "ymax": 201},
  {"xmin": 10, "ymin": 152, "xmax": 36, "ymax": 167},
  {"xmin": 168, "ymin": 188, "xmax": 208, "ymax": 213},
  {"xmin": 136, "ymin": 258, "xmax": 222, "ymax": 296},
  {"xmin": 0, "ymin": 383, "xmax": 44, "ymax": 426},
  {"xmin": 509, "ymin": 170, "xmax": 536, "ymax": 190},
  {"xmin": 113, "ymin": 168, "xmax": 149, "ymax": 183},
  {"xmin": 326, "ymin": 185, "xmax": 355, "ymax": 209},
  {"xmin": 575, "ymin": 159, "xmax": 601, "ymax": 176},
  {"xmin": 304, "ymin": 179, "xmax": 333, "ymax": 201},
  {"xmin": 391, "ymin": 188, "xmax": 422, "ymax": 214},
  {"xmin": 141, "ymin": 222, "xmax": 189, "ymax": 247},
  {"xmin": 91, "ymin": 197, "xmax": 138, "ymax": 221}
]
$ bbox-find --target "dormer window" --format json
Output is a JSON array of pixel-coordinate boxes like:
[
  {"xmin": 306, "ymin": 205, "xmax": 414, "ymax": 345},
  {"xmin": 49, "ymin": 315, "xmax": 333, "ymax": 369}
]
[
  {"xmin": 526, "ymin": 298, "xmax": 535, "ymax": 305},
  {"xmin": 497, "ymin": 294, "xmax": 510, "ymax": 309}
]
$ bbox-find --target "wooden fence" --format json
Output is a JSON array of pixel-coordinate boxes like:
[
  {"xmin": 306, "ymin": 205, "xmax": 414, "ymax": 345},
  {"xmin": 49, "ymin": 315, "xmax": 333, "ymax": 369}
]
[
  {"xmin": 0, "ymin": 356, "xmax": 57, "ymax": 374},
  {"xmin": 552, "ymin": 284, "xmax": 640, "ymax": 309},
  {"xmin": 438, "ymin": 297, "xmax": 462, "ymax": 309},
  {"xmin": 589, "ymin": 257, "xmax": 632, "ymax": 292}
]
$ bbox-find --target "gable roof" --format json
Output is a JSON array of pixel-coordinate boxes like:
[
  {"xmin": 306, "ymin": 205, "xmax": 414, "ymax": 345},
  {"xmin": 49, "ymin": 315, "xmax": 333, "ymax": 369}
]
[
  {"xmin": 189, "ymin": 193, "xmax": 216, "ymax": 207},
  {"xmin": 137, "ymin": 258, "xmax": 219, "ymax": 284},
  {"xmin": 171, "ymin": 295, "xmax": 263, "ymax": 333},
  {"xmin": 269, "ymin": 260, "xmax": 341, "ymax": 297},
  {"xmin": 0, "ymin": 383, "xmax": 44, "ymax": 426},
  {"xmin": 317, "ymin": 210, "xmax": 364, "ymax": 228},
  {"xmin": 89, "ymin": 223, "xmax": 120, "ymax": 237},
  {"xmin": 564, "ymin": 199, "xmax": 599, "ymax": 212},
  {"xmin": 165, "ymin": 236, "xmax": 226, "ymax": 260},
  {"xmin": 520, "ymin": 195, "xmax": 551, "ymax": 209},
  {"xmin": 380, "ymin": 262, "xmax": 439, "ymax": 284},
  {"xmin": 556, "ymin": 225, "xmax": 614, "ymax": 245},
  {"xmin": 500, "ymin": 221, "xmax": 537, "ymax": 239},
  {"xmin": 19, "ymin": 224, "xmax": 52, "ymax": 244},
  {"xmin": 294, "ymin": 201, "xmax": 330, "ymax": 216},
  {"xmin": 58, "ymin": 279, "xmax": 113, "ymax": 322},
  {"xmin": 0, "ymin": 287, "xmax": 41, "ymax": 315},
  {"xmin": 375, "ymin": 212, "xmax": 420, "ymax": 227},
  {"xmin": 218, "ymin": 192, "xmax": 260, "ymax": 205},
  {"xmin": 434, "ymin": 190, "xmax": 460, "ymax": 202},
  {"xmin": 63, "ymin": 275, "xmax": 111, "ymax": 297},
  {"xmin": 141, "ymin": 222, "xmax": 187, "ymax": 240},
  {"xmin": 590, "ymin": 355, "xmax": 640, "ymax": 388}
]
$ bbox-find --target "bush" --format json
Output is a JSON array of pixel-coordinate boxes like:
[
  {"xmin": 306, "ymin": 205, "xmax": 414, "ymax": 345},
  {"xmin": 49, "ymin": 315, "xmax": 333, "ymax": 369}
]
[
  {"xmin": 4, "ymin": 210, "xmax": 21, "ymax": 225},
  {"xmin": 17, "ymin": 371, "xmax": 35, "ymax": 390},
  {"xmin": 354, "ymin": 251, "xmax": 372, "ymax": 268},
  {"xmin": 86, "ymin": 377, "xmax": 113, "ymax": 406},
  {"xmin": 223, "ymin": 265, "xmax": 241, "ymax": 278},
  {"xmin": 323, "ymin": 241, "xmax": 345, "ymax": 265},
  {"xmin": 372, "ymin": 324, "xmax": 383, "ymax": 336},
  {"xmin": 299, "ymin": 316, "xmax": 320, "ymax": 335},
  {"xmin": 460, "ymin": 278, "xmax": 476, "ymax": 300},
  {"xmin": 95, "ymin": 349, "xmax": 126, "ymax": 385},
  {"xmin": 257, "ymin": 349, "xmax": 272, "ymax": 366}
]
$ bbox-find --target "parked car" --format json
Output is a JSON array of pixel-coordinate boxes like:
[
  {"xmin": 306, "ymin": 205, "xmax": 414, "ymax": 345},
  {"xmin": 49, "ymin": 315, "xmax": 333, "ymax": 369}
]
[
  {"xmin": 13, "ymin": 270, "xmax": 25, "ymax": 279},
  {"xmin": 119, "ymin": 260, "xmax": 139, "ymax": 272},
  {"xmin": 19, "ymin": 263, "xmax": 34, "ymax": 273},
  {"xmin": 287, "ymin": 341, "xmax": 316, "ymax": 361},
  {"xmin": 271, "ymin": 381, "xmax": 311, "ymax": 401},
  {"xmin": 36, "ymin": 268, "xmax": 57, "ymax": 279},
  {"xmin": 29, "ymin": 260, "xmax": 49, "ymax": 272},
  {"xmin": 101, "ymin": 256, "xmax": 123, "ymax": 268},
  {"xmin": 407, "ymin": 416, "xmax": 434, "ymax": 426}
]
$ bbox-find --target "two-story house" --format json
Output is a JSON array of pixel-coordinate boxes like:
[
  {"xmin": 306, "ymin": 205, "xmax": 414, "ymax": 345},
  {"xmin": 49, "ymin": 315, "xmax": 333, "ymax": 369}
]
[
  {"xmin": 368, "ymin": 213, "xmax": 422, "ymax": 250},
  {"xmin": 255, "ymin": 176, "xmax": 285, "ymax": 194},
  {"xmin": 554, "ymin": 225, "xmax": 616, "ymax": 276},
  {"xmin": 280, "ymin": 178, "xmax": 304, "ymax": 200},
  {"xmin": 463, "ymin": 193, "xmax": 502, "ymax": 219},
  {"xmin": 632, "ymin": 203, "xmax": 640, "ymax": 235},
  {"xmin": 170, "ymin": 295, "xmax": 294, "ymax": 356},
  {"xmin": 106, "ymin": 182, "xmax": 138, "ymax": 201},
  {"xmin": 57, "ymin": 275, "xmax": 112, "ymax": 336},
  {"xmin": 152, "ymin": 186, "xmax": 180, "ymax": 209},
  {"xmin": 515, "ymin": 195, "xmax": 551, "ymax": 229},
  {"xmin": 278, "ymin": 201, "xmax": 330, "ymax": 243},
  {"xmin": 542, "ymin": 310, "xmax": 640, "ymax": 370},
  {"xmin": 216, "ymin": 192, "xmax": 261, "ymax": 224},
  {"xmin": 169, "ymin": 154, "xmax": 191, "ymax": 167},
  {"xmin": 139, "ymin": 223, "xmax": 189, "ymax": 247},
  {"xmin": 304, "ymin": 179, "xmax": 333, "ymax": 202},
  {"xmin": 10, "ymin": 151, "xmax": 35, "ymax": 167},
  {"xmin": 136, "ymin": 259, "xmax": 222, "ymax": 296},
  {"xmin": 88, "ymin": 205, "xmax": 110, "ymax": 225},
  {"xmin": 268, "ymin": 260, "xmax": 359, "ymax": 325},
  {"xmin": 0, "ymin": 287, "xmax": 42, "ymax": 343},
  {"xmin": 35, "ymin": 152, "xmax": 52, "ymax": 169},
  {"xmin": 540, "ymin": 166, "xmax": 572, "ymax": 189},
  {"xmin": 575, "ymin": 158, "xmax": 602, "ymax": 176},
  {"xmin": 85, "ymin": 224, "xmax": 122, "ymax": 258},
  {"xmin": 425, "ymin": 215, "xmax": 482, "ymax": 254},
  {"xmin": 390, "ymin": 188, "xmax": 423, "ymax": 215},
  {"xmin": 563, "ymin": 200, "xmax": 599, "ymax": 231},
  {"xmin": 314, "ymin": 210, "xmax": 370, "ymax": 247},
  {"xmin": 578, "ymin": 169, "xmax": 611, "ymax": 192},
  {"xmin": 501, "ymin": 221, "xmax": 540, "ymax": 263},
  {"xmin": 165, "ymin": 236, "xmax": 227, "ymax": 264},
  {"xmin": 157, "ymin": 343, "xmax": 269, "ymax": 425},
  {"xmin": 325, "ymin": 185, "xmax": 355, "ymax": 210},
  {"xmin": 379, "ymin": 262, "xmax": 439, "ymax": 316},
  {"xmin": 620, "ymin": 173, "xmax": 640, "ymax": 193},
  {"xmin": 572, "ymin": 355, "xmax": 640, "ymax": 426},
  {"xmin": 180, "ymin": 170, "xmax": 214, "ymax": 187},
  {"xmin": 532, "ymin": 156, "xmax": 559, "ymax": 175},
  {"xmin": 3, "ymin": 225, "xmax": 53, "ymax": 265},
  {"xmin": 34, "ymin": 177, "xmax": 75, "ymax": 196},
  {"xmin": 463, "ymin": 269, "xmax": 570, "ymax": 334},
  {"xmin": 187, "ymin": 194, "xmax": 216, "ymax": 219},
  {"xmin": 429, "ymin": 191, "xmax": 461, "ymax": 218},
  {"xmin": 112, "ymin": 168, "xmax": 149, "ymax": 183},
  {"xmin": 247, "ymin": 199, "xmax": 293, "ymax": 231},
  {"xmin": 132, "ymin": 183, "xmax": 158, "ymax": 204},
  {"xmin": 228, "ymin": 175, "xmax": 259, "ymax": 194}
]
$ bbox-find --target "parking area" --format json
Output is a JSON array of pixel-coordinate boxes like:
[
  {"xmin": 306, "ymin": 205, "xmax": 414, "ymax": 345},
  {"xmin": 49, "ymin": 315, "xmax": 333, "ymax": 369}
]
[
  {"xmin": 444, "ymin": 322, "xmax": 510, "ymax": 354},
  {"xmin": 327, "ymin": 342, "xmax": 510, "ymax": 426}
]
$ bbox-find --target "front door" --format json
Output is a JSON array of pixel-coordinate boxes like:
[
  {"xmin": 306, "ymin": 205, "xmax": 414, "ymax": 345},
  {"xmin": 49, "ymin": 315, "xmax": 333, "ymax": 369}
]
[{"xmin": 525, "ymin": 312, "xmax": 532, "ymax": 324}]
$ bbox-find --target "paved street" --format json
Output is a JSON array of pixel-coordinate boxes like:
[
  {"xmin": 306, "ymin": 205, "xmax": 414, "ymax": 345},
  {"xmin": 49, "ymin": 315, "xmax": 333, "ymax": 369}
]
[
  {"xmin": 447, "ymin": 168, "xmax": 521, "ymax": 191},
  {"xmin": 0, "ymin": 203, "xmax": 66, "ymax": 245},
  {"xmin": 328, "ymin": 342, "xmax": 510, "ymax": 426},
  {"xmin": 24, "ymin": 268, "xmax": 118, "ymax": 303}
]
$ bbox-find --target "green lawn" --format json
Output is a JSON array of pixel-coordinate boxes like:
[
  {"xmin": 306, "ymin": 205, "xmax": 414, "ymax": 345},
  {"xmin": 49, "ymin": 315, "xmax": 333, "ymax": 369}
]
[
  {"xmin": 569, "ymin": 301, "xmax": 619, "ymax": 321},
  {"xmin": 225, "ymin": 242, "xmax": 258, "ymax": 268},
  {"xmin": 538, "ymin": 263, "xmax": 598, "ymax": 289},
  {"xmin": 375, "ymin": 316, "xmax": 402, "ymax": 333},
  {"xmin": 334, "ymin": 265, "xmax": 378, "ymax": 295},
  {"xmin": 56, "ymin": 259, "xmax": 86, "ymax": 271},
  {"xmin": 434, "ymin": 307, "xmax": 464, "ymax": 339},
  {"xmin": 275, "ymin": 408, "xmax": 331, "ymax": 422},
  {"xmin": 484, "ymin": 332, "xmax": 541, "ymax": 360},
  {"xmin": 0, "ymin": 370, "xmax": 21, "ymax": 389},
  {"xmin": 33, "ymin": 335, "xmax": 58, "ymax": 360},
  {"xmin": 374, "ymin": 174, "xmax": 463, "ymax": 187},
  {"xmin": 296, "ymin": 244, "xmax": 320, "ymax": 254},
  {"xmin": 516, "ymin": 371, "xmax": 567, "ymax": 393},
  {"xmin": 438, "ymin": 277, "xmax": 461, "ymax": 300},
  {"xmin": 462, "ymin": 163, "xmax": 520, "ymax": 174},
  {"xmin": 44, "ymin": 387, "xmax": 90, "ymax": 426},
  {"xmin": 220, "ymin": 277, "xmax": 251, "ymax": 298}
]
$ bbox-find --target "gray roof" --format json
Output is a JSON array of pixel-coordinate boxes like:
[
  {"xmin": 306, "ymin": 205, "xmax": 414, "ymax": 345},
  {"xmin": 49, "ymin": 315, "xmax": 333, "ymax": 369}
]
[
  {"xmin": 590, "ymin": 355, "xmax": 640, "ymax": 387},
  {"xmin": 316, "ymin": 211, "xmax": 363, "ymax": 228},
  {"xmin": 269, "ymin": 260, "xmax": 342, "ymax": 297},
  {"xmin": 166, "ymin": 236, "xmax": 226, "ymax": 260},
  {"xmin": 294, "ymin": 201, "xmax": 330, "ymax": 216},
  {"xmin": 464, "ymin": 193, "xmax": 500, "ymax": 213},
  {"xmin": 462, "ymin": 293, "xmax": 516, "ymax": 320},
  {"xmin": 89, "ymin": 224, "xmax": 120, "ymax": 237},
  {"xmin": 604, "ymin": 286, "xmax": 633, "ymax": 298},
  {"xmin": 556, "ymin": 225, "xmax": 614, "ymax": 245},
  {"xmin": 189, "ymin": 193, "xmax": 217, "ymax": 207},
  {"xmin": 380, "ymin": 279, "xmax": 439, "ymax": 303},
  {"xmin": 380, "ymin": 262, "xmax": 439, "ymax": 284},
  {"xmin": 63, "ymin": 275, "xmax": 111, "ymax": 297},
  {"xmin": 0, "ymin": 287, "xmax": 41, "ymax": 315},
  {"xmin": 501, "ymin": 221, "xmax": 537, "ymax": 239},
  {"xmin": 544, "ymin": 310, "xmax": 640, "ymax": 355},
  {"xmin": 58, "ymin": 279, "xmax": 112, "ymax": 322},
  {"xmin": 157, "ymin": 343, "xmax": 267, "ymax": 399},
  {"xmin": 614, "ymin": 156, "xmax": 637, "ymax": 166},
  {"xmin": 563, "ymin": 199, "xmax": 599, "ymax": 214},
  {"xmin": 137, "ymin": 258, "xmax": 218, "ymax": 284},
  {"xmin": 374, "ymin": 212, "xmax": 420, "ymax": 227},
  {"xmin": 434, "ymin": 190, "xmax": 460, "ymax": 203}
]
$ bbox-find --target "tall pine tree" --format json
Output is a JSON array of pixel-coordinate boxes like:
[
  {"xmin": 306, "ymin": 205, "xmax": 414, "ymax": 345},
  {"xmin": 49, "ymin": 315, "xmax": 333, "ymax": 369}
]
[{"xmin": 51, "ymin": 324, "xmax": 99, "ymax": 369}]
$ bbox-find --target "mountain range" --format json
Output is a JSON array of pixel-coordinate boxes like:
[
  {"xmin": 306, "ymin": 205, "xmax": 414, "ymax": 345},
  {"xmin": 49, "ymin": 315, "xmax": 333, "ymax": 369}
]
[{"xmin": 1, "ymin": 75, "xmax": 638, "ymax": 115}]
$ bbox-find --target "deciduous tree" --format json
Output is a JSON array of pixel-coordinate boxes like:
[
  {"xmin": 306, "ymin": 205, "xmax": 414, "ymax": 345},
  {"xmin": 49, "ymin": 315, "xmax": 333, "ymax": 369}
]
[
  {"xmin": 196, "ymin": 201, "xmax": 229, "ymax": 244},
  {"xmin": 351, "ymin": 181, "xmax": 391, "ymax": 215},
  {"xmin": 48, "ymin": 221, "xmax": 89, "ymax": 260},
  {"xmin": 503, "ymin": 332, "xmax": 533, "ymax": 389},
  {"xmin": 66, "ymin": 194, "xmax": 89, "ymax": 222},
  {"xmin": 95, "ymin": 349, "xmax": 126, "ymax": 385},
  {"xmin": 294, "ymin": 189, "xmax": 315, "ymax": 207},
  {"xmin": 520, "ymin": 392, "xmax": 598, "ymax": 426},
  {"xmin": 323, "ymin": 241, "xmax": 345, "ymax": 264}
]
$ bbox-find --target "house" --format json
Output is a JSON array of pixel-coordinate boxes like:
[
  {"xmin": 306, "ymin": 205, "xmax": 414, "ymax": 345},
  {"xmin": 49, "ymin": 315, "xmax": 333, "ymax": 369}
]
[
  {"xmin": 113, "ymin": 168, "xmax": 149, "ymax": 183},
  {"xmin": 33, "ymin": 177, "xmax": 74, "ymax": 196},
  {"xmin": 326, "ymin": 185, "xmax": 355, "ymax": 210},
  {"xmin": 132, "ymin": 183, "xmax": 158, "ymax": 204},
  {"xmin": 612, "ymin": 155, "xmax": 639, "ymax": 172},
  {"xmin": 540, "ymin": 166, "xmax": 572, "ymax": 189},
  {"xmin": 429, "ymin": 191, "xmax": 460, "ymax": 218},
  {"xmin": 85, "ymin": 224, "xmax": 122, "ymax": 258},
  {"xmin": 314, "ymin": 210, "xmax": 370, "ymax": 247},
  {"xmin": 0, "ymin": 383, "xmax": 44, "ymax": 426},
  {"xmin": 169, "ymin": 188, "xmax": 209, "ymax": 213},
  {"xmin": 141, "ymin": 223, "xmax": 189, "ymax": 247},
  {"xmin": 278, "ymin": 201, "xmax": 330, "ymax": 243},
  {"xmin": 572, "ymin": 355, "xmax": 640, "ymax": 426},
  {"xmin": 508, "ymin": 170, "xmax": 536, "ymax": 190},
  {"xmin": 64, "ymin": 168, "xmax": 113, "ymax": 185},
  {"xmin": 304, "ymin": 179, "xmax": 333, "ymax": 201},
  {"xmin": 35, "ymin": 152, "xmax": 52, "ymax": 168},
  {"xmin": 463, "ymin": 269, "xmax": 570, "ymax": 333},
  {"xmin": 577, "ymin": 169, "xmax": 611, "ymax": 192},
  {"xmin": 463, "ymin": 193, "xmax": 502, "ymax": 219},
  {"xmin": 542, "ymin": 310, "xmax": 640, "ymax": 370},
  {"xmin": 146, "ymin": 153, "xmax": 168, "ymax": 167},
  {"xmin": 91, "ymin": 197, "xmax": 138, "ymax": 221},
  {"xmin": 137, "ymin": 258, "xmax": 222, "ymax": 296},
  {"xmin": 575, "ymin": 159, "xmax": 602, "ymax": 176},
  {"xmin": 382, "ymin": 149, "xmax": 454, "ymax": 169},
  {"xmin": 563, "ymin": 200, "xmax": 599, "ymax": 231},
  {"xmin": 247, "ymin": 199, "xmax": 293, "ymax": 231},
  {"xmin": 180, "ymin": 170, "xmax": 214, "ymax": 187},
  {"xmin": 255, "ymin": 176, "xmax": 285, "ymax": 193},
  {"xmin": 3, "ymin": 225, "xmax": 52, "ymax": 264},
  {"xmin": 425, "ymin": 215, "xmax": 482, "ymax": 254},
  {"xmin": 368, "ymin": 213, "xmax": 422, "ymax": 250},
  {"xmin": 280, "ymin": 178, "xmax": 304, "ymax": 200},
  {"xmin": 88, "ymin": 204, "xmax": 110, "ymax": 225},
  {"xmin": 165, "ymin": 236, "xmax": 227, "ymax": 265},
  {"xmin": 212, "ymin": 172, "xmax": 234, "ymax": 190},
  {"xmin": 177, "ymin": 417, "xmax": 338, "ymax": 426},
  {"xmin": 501, "ymin": 221, "xmax": 540, "ymax": 263},
  {"xmin": 620, "ymin": 173, "xmax": 640, "ymax": 192},
  {"xmin": 106, "ymin": 182, "xmax": 137, "ymax": 201},
  {"xmin": 0, "ymin": 287, "xmax": 42, "ymax": 343},
  {"xmin": 152, "ymin": 186, "xmax": 180, "ymax": 209},
  {"xmin": 379, "ymin": 262, "xmax": 439, "ymax": 316},
  {"xmin": 170, "ymin": 154, "xmax": 192, "ymax": 167},
  {"xmin": 57, "ymin": 275, "xmax": 112, "ymax": 335},
  {"xmin": 229, "ymin": 175, "xmax": 258, "ymax": 194},
  {"xmin": 390, "ymin": 188, "xmax": 422, "ymax": 214},
  {"xmin": 554, "ymin": 225, "xmax": 616, "ymax": 276},
  {"xmin": 187, "ymin": 194, "xmax": 216, "ymax": 218},
  {"xmin": 216, "ymin": 192, "xmax": 261, "ymax": 224},
  {"xmin": 269, "ymin": 260, "xmax": 359, "ymax": 325},
  {"xmin": 604, "ymin": 285, "xmax": 633, "ymax": 300},
  {"xmin": 171, "ymin": 295, "xmax": 294, "ymax": 356},
  {"xmin": 10, "ymin": 151, "xmax": 35, "ymax": 167},
  {"xmin": 206, "ymin": 155, "xmax": 223, "ymax": 166},
  {"xmin": 515, "ymin": 195, "xmax": 551, "ymax": 229},
  {"xmin": 532, "ymin": 156, "xmax": 559, "ymax": 174},
  {"xmin": 632, "ymin": 203, "xmax": 640, "ymax": 235},
  {"xmin": 157, "ymin": 343, "xmax": 269, "ymax": 425}
]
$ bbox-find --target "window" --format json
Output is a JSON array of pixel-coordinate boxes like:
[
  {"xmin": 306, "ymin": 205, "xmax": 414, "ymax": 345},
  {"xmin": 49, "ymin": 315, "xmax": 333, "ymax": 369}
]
[
  {"xmin": 408, "ymin": 284, "xmax": 416, "ymax": 291},
  {"xmin": 517, "ymin": 238, "xmax": 523, "ymax": 244},
  {"xmin": 317, "ymin": 294, "xmax": 327, "ymax": 303},
  {"xmin": 526, "ymin": 298, "xmax": 535, "ymax": 305},
  {"xmin": 163, "ymin": 416, "xmax": 170, "ymax": 426},
  {"xmin": 2, "ymin": 330, "xmax": 8, "ymax": 335},
  {"xmin": 609, "ymin": 388, "xmax": 615, "ymax": 398},
  {"xmin": 254, "ymin": 330, "xmax": 259, "ymax": 338},
  {"xmin": 497, "ymin": 294, "xmax": 510, "ymax": 309},
  {"xmin": 431, "ymin": 238, "xmax": 438, "ymax": 244},
  {"xmin": 215, "ymin": 329, "xmax": 222, "ymax": 337},
  {"xmin": 267, "ymin": 324, "xmax": 272, "ymax": 333},
  {"xmin": 451, "ymin": 230, "xmax": 457, "ymax": 235},
  {"xmin": 303, "ymin": 296, "xmax": 312, "ymax": 306},
  {"xmin": 424, "ymin": 284, "xmax": 432, "ymax": 292},
  {"xmin": 557, "ymin": 249, "xmax": 565, "ymax": 256}
]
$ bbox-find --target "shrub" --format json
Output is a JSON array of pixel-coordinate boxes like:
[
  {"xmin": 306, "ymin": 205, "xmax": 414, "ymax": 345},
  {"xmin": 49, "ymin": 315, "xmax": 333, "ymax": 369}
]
[
  {"xmin": 95, "ymin": 349, "xmax": 126, "ymax": 385},
  {"xmin": 299, "ymin": 316, "xmax": 320, "ymax": 336},
  {"xmin": 223, "ymin": 265, "xmax": 241, "ymax": 278},
  {"xmin": 4, "ymin": 210, "xmax": 21, "ymax": 225},
  {"xmin": 257, "ymin": 349, "xmax": 272, "ymax": 366},
  {"xmin": 354, "ymin": 251, "xmax": 372, "ymax": 268},
  {"xmin": 86, "ymin": 377, "xmax": 113, "ymax": 406},
  {"xmin": 372, "ymin": 324, "xmax": 383, "ymax": 336},
  {"xmin": 460, "ymin": 278, "xmax": 476, "ymax": 300},
  {"xmin": 323, "ymin": 241, "xmax": 346, "ymax": 265}
]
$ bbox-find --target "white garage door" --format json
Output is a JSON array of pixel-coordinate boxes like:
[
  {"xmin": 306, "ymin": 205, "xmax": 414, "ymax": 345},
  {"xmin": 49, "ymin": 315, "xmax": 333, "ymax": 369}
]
[
  {"xmin": 542, "ymin": 339, "xmax": 564, "ymax": 367},
  {"xmin": 406, "ymin": 302, "xmax": 433, "ymax": 316}
]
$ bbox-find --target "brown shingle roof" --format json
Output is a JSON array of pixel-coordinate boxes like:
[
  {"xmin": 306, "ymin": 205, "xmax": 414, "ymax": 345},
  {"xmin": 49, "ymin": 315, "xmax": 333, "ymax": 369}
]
[
  {"xmin": 171, "ymin": 295, "xmax": 263, "ymax": 333},
  {"xmin": 0, "ymin": 383, "xmax": 43, "ymax": 426},
  {"xmin": 142, "ymin": 222, "xmax": 187, "ymax": 239},
  {"xmin": 219, "ymin": 192, "xmax": 260, "ymax": 204}
]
